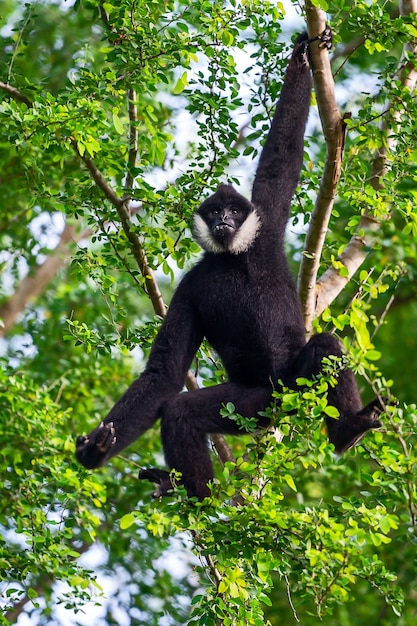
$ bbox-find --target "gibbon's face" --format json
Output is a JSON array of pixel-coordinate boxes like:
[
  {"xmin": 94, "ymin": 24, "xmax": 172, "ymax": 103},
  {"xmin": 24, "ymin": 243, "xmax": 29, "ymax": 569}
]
[{"xmin": 192, "ymin": 184, "xmax": 261, "ymax": 254}]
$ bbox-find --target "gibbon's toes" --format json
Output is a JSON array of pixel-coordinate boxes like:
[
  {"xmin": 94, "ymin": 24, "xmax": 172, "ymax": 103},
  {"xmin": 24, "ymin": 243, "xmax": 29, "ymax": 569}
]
[
  {"xmin": 139, "ymin": 468, "xmax": 174, "ymax": 498},
  {"xmin": 318, "ymin": 25, "xmax": 333, "ymax": 50},
  {"xmin": 75, "ymin": 421, "xmax": 116, "ymax": 469}
]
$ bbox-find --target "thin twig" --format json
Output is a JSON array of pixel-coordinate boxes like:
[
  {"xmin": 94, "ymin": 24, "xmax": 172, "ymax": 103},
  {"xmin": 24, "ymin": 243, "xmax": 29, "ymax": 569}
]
[
  {"xmin": 6, "ymin": 7, "xmax": 33, "ymax": 84},
  {"xmin": 284, "ymin": 574, "xmax": 300, "ymax": 622}
]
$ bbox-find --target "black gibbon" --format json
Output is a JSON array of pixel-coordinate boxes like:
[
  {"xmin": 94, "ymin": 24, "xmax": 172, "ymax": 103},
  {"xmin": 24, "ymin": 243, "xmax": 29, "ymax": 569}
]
[{"xmin": 76, "ymin": 30, "xmax": 382, "ymax": 500}]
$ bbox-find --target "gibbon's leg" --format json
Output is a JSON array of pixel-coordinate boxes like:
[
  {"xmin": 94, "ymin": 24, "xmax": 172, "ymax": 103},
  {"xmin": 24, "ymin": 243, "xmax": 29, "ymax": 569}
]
[
  {"xmin": 285, "ymin": 333, "xmax": 383, "ymax": 453},
  {"xmin": 147, "ymin": 383, "xmax": 272, "ymax": 500}
]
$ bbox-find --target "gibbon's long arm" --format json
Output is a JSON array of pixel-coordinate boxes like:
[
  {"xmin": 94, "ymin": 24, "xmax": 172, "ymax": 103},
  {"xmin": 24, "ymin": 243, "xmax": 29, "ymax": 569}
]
[
  {"xmin": 75, "ymin": 274, "xmax": 204, "ymax": 468},
  {"xmin": 251, "ymin": 33, "xmax": 312, "ymax": 237}
]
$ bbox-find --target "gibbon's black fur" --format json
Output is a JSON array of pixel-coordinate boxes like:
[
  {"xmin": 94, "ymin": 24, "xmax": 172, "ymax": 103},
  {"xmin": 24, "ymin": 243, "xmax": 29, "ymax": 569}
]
[{"xmin": 76, "ymin": 30, "xmax": 382, "ymax": 500}]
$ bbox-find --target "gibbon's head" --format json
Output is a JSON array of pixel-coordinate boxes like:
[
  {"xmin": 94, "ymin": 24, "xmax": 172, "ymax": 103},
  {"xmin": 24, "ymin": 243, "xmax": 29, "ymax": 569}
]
[{"xmin": 192, "ymin": 184, "xmax": 261, "ymax": 255}]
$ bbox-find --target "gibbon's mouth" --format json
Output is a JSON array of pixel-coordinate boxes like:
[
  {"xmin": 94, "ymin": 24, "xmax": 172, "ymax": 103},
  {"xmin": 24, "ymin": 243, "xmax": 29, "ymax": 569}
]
[{"xmin": 215, "ymin": 222, "xmax": 234, "ymax": 236}]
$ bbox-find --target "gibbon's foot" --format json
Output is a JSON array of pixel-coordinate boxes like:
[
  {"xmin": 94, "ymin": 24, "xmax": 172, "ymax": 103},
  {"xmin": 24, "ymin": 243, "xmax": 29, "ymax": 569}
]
[
  {"xmin": 139, "ymin": 468, "xmax": 211, "ymax": 500},
  {"xmin": 317, "ymin": 25, "xmax": 333, "ymax": 50},
  {"xmin": 307, "ymin": 25, "xmax": 333, "ymax": 51},
  {"xmin": 138, "ymin": 468, "xmax": 174, "ymax": 498},
  {"xmin": 295, "ymin": 26, "xmax": 332, "ymax": 67},
  {"xmin": 75, "ymin": 421, "xmax": 116, "ymax": 469},
  {"xmin": 330, "ymin": 397, "xmax": 384, "ymax": 454}
]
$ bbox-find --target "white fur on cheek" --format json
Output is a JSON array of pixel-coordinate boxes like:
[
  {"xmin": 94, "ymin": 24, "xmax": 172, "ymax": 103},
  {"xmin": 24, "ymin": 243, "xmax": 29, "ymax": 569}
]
[
  {"xmin": 192, "ymin": 210, "xmax": 261, "ymax": 255},
  {"xmin": 229, "ymin": 210, "xmax": 261, "ymax": 254},
  {"xmin": 192, "ymin": 214, "xmax": 225, "ymax": 254}
]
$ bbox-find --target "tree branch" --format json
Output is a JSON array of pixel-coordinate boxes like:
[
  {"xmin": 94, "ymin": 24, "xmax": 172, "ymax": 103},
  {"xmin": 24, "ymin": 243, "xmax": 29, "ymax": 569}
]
[
  {"xmin": 299, "ymin": 1, "xmax": 417, "ymax": 327},
  {"xmin": 0, "ymin": 223, "xmax": 89, "ymax": 337},
  {"xmin": 298, "ymin": 6, "xmax": 346, "ymax": 334},
  {"xmin": 0, "ymin": 80, "xmax": 32, "ymax": 107},
  {"xmin": 314, "ymin": 0, "xmax": 417, "ymax": 317}
]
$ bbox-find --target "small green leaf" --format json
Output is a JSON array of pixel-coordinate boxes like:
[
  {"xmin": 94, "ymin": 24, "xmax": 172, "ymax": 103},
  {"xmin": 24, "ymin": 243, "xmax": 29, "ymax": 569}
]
[
  {"xmin": 28, "ymin": 587, "xmax": 38, "ymax": 600},
  {"xmin": 112, "ymin": 110, "xmax": 124, "ymax": 134},
  {"xmin": 173, "ymin": 72, "xmax": 188, "ymax": 95},
  {"xmin": 365, "ymin": 350, "xmax": 382, "ymax": 361},
  {"xmin": 324, "ymin": 405, "xmax": 340, "ymax": 418},
  {"xmin": 283, "ymin": 474, "xmax": 297, "ymax": 492},
  {"xmin": 221, "ymin": 30, "xmax": 234, "ymax": 46},
  {"xmin": 120, "ymin": 513, "xmax": 136, "ymax": 530}
]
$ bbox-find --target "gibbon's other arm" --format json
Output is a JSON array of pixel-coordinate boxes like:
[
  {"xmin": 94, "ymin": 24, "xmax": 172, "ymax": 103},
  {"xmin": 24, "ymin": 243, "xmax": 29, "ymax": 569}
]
[
  {"xmin": 251, "ymin": 32, "xmax": 312, "ymax": 234},
  {"xmin": 75, "ymin": 273, "xmax": 204, "ymax": 469}
]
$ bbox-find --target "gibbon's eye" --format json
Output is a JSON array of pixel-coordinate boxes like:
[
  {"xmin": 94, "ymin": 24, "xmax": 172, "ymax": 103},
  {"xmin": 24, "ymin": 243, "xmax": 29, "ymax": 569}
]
[{"xmin": 211, "ymin": 209, "xmax": 220, "ymax": 216}]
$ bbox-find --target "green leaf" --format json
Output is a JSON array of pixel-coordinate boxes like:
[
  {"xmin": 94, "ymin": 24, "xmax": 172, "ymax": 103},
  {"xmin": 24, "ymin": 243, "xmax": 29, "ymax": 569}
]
[
  {"xmin": 283, "ymin": 474, "xmax": 297, "ymax": 492},
  {"xmin": 112, "ymin": 110, "xmax": 124, "ymax": 135},
  {"xmin": 365, "ymin": 350, "xmax": 382, "ymax": 361},
  {"xmin": 173, "ymin": 72, "xmax": 188, "ymax": 95},
  {"xmin": 324, "ymin": 405, "xmax": 340, "ymax": 418},
  {"xmin": 221, "ymin": 30, "xmax": 234, "ymax": 46},
  {"xmin": 28, "ymin": 587, "xmax": 38, "ymax": 600},
  {"xmin": 120, "ymin": 513, "xmax": 136, "ymax": 530}
]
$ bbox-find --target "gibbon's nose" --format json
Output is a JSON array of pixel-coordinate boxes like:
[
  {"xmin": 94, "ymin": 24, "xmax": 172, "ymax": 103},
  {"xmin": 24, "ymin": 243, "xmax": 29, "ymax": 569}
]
[{"xmin": 220, "ymin": 208, "xmax": 233, "ymax": 222}]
